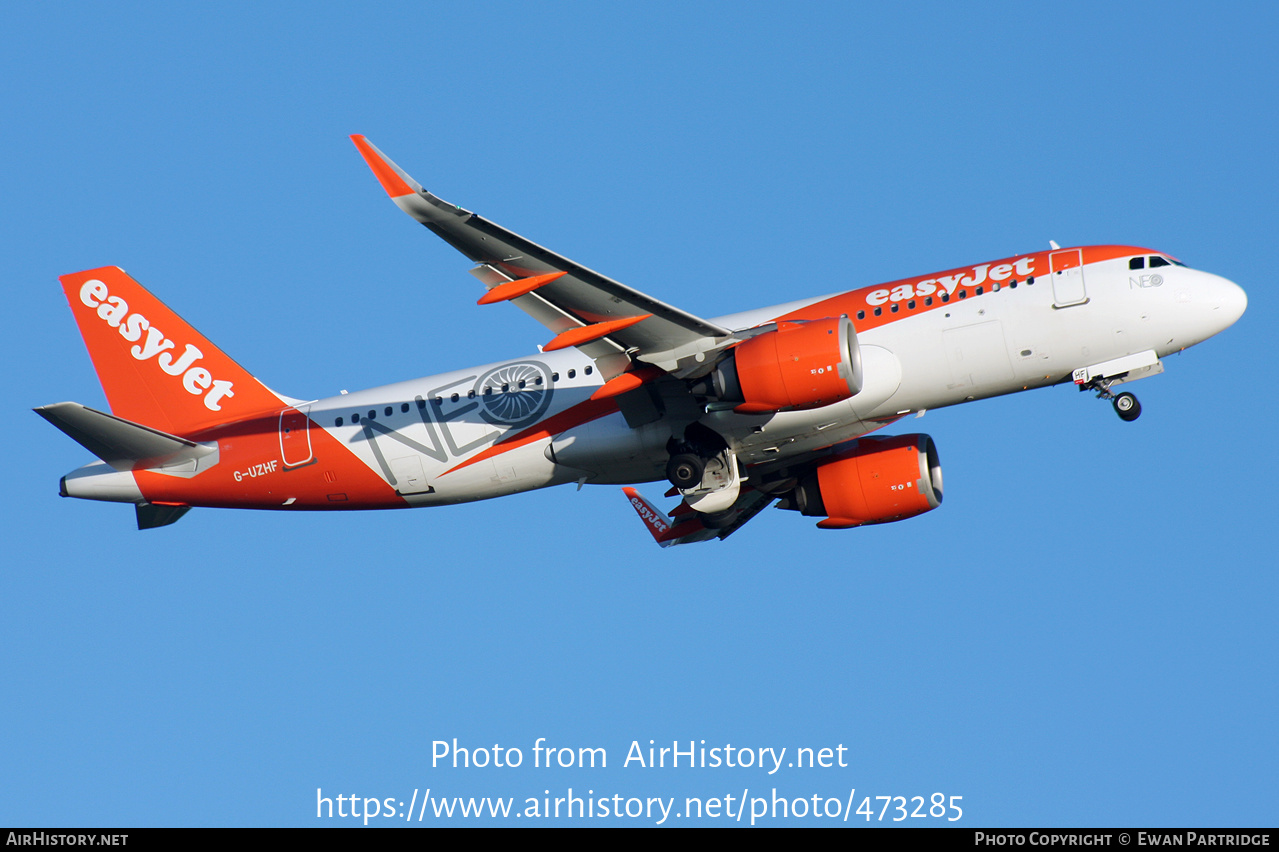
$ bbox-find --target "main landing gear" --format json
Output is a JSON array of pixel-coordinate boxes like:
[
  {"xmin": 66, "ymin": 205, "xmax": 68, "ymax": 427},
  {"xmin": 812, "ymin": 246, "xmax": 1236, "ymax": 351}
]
[
  {"xmin": 1080, "ymin": 377, "xmax": 1142, "ymax": 422},
  {"xmin": 666, "ymin": 453, "xmax": 705, "ymax": 490},
  {"xmin": 665, "ymin": 423, "xmax": 729, "ymax": 490},
  {"xmin": 664, "ymin": 423, "xmax": 743, "ymax": 514}
]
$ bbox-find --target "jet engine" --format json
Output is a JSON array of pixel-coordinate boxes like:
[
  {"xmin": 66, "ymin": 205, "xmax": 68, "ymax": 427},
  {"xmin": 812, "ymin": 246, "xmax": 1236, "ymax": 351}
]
[
  {"xmin": 713, "ymin": 316, "xmax": 863, "ymax": 413},
  {"xmin": 779, "ymin": 434, "xmax": 943, "ymax": 528}
]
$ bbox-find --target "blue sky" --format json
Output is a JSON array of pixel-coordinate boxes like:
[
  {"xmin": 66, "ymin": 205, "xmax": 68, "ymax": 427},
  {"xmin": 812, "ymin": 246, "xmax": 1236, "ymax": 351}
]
[{"xmin": 3, "ymin": 1, "xmax": 1276, "ymax": 827}]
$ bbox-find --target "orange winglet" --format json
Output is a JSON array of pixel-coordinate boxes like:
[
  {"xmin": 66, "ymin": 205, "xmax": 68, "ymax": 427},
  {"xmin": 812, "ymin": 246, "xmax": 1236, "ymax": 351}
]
[
  {"xmin": 589, "ymin": 365, "xmax": 664, "ymax": 401},
  {"xmin": 543, "ymin": 314, "xmax": 652, "ymax": 352},
  {"xmin": 623, "ymin": 487, "xmax": 701, "ymax": 545},
  {"xmin": 477, "ymin": 271, "xmax": 568, "ymax": 305},
  {"xmin": 350, "ymin": 135, "xmax": 416, "ymax": 198}
]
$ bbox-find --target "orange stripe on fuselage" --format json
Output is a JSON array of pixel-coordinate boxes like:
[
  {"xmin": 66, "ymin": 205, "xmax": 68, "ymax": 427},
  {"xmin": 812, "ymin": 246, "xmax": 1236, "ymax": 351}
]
[
  {"xmin": 782, "ymin": 245, "xmax": 1150, "ymax": 332},
  {"xmin": 442, "ymin": 396, "xmax": 619, "ymax": 476},
  {"xmin": 133, "ymin": 412, "xmax": 406, "ymax": 510}
]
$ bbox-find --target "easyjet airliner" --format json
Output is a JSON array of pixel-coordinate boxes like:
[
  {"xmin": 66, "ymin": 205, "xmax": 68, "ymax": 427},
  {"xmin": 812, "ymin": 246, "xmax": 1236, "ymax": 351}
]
[{"xmin": 37, "ymin": 136, "xmax": 1247, "ymax": 544}]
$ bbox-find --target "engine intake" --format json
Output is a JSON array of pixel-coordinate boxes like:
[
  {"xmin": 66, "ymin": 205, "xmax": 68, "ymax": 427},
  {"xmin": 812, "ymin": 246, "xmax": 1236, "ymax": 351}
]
[{"xmin": 782, "ymin": 433, "xmax": 943, "ymax": 528}]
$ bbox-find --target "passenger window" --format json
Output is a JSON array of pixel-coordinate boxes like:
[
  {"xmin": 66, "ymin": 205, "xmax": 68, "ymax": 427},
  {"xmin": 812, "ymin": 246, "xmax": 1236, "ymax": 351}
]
[
  {"xmin": 384, "ymin": 406, "xmax": 393, "ymax": 417},
  {"xmin": 585, "ymin": 366, "xmax": 593, "ymax": 375},
  {"xmin": 1129, "ymin": 257, "xmax": 1145, "ymax": 270},
  {"xmin": 975, "ymin": 286, "xmax": 983, "ymax": 295},
  {"xmin": 401, "ymin": 403, "xmax": 409, "ymax": 413},
  {"xmin": 352, "ymin": 413, "xmax": 359, "ymax": 423},
  {"xmin": 368, "ymin": 410, "xmax": 376, "ymax": 420},
  {"xmin": 873, "ymin": 307, "xmax": 882, "ymax": 316},
  {"xmin": 890, "ymin": 304, "xmax": 899, "ymax": 313},
  {"xmin": 450, "ymin": 393, "xmax": 459, "ymax": 403},
  {"xmin": 857, "ymin": 310, "xmax": 865, "ymax": 320},
  {"xmin": 335, "ymin": 417, "xmax": 343, "ymax": 427},
  {"xmin": 568, "ymin": 369, "xmax": 576, "ymax": 379}
]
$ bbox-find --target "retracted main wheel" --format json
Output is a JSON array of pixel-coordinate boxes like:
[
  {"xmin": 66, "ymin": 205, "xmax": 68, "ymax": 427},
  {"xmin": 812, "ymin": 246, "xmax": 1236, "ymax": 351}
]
[
  {"xmin": 1113, "ymin": 392, "xmax": 1142, "ymax": 422},
  {"xmin": 666, "ymin": 453, "xmax": 705, "ymax": 490}
]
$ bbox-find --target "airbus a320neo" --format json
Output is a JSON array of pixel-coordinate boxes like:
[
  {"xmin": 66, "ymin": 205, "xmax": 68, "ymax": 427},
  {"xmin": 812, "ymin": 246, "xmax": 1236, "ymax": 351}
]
[{"xmin": 37, "ymin": 136, "xmax": 1247, "ymax": 544}]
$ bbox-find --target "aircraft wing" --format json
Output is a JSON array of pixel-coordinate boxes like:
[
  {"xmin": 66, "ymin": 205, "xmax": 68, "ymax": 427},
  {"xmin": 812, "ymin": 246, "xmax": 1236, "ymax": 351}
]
[{"xmin": 351, "ymin": 136, "xmax": 736, "ymax": 380}]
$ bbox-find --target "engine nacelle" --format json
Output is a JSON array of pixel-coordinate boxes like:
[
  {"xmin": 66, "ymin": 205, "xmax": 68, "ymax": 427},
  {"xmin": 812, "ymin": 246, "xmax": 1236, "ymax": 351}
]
[
  {"xmin": 782, "ymin": 434, "xmax": 943, "ymax": 528},
  {"xmin": 716, "ymin": 316, "xmax": 863, "ymax": 413}
]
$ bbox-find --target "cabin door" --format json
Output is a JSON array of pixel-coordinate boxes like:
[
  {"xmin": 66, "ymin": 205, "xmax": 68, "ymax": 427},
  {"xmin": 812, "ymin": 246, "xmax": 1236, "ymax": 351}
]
[
  {"xmin": 280, "ymin": 406, "xmax": 313, "ymax": 468},
  {"xmin": 1050, "ymin": 249, "xmax": 1088, "ymax": 307}
]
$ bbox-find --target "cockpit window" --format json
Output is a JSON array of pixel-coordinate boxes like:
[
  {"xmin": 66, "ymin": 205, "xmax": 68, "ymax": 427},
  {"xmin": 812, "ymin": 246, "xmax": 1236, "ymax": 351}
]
[
  {"xmin": 1149, "ymin": 256, "xmax": 1170, "ymax": 268},
  {"xmin": 1130, "ymin": 257, "xmax": 1145, "ymax": 270}
]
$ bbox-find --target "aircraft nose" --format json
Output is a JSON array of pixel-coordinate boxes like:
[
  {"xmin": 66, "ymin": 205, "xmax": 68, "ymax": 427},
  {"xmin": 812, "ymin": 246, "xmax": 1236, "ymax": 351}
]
[{"xmin": 1211, "ymin": 274, "xmax": 1248, "ymax": 332}]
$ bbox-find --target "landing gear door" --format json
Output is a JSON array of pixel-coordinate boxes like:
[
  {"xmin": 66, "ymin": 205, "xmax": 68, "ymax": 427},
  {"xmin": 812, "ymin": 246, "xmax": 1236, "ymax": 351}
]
[
  {"xmin": 1050, "ymin": 249, "xmax": 1087, "ymax": 307},
  {"xmin": 280, "ymin": 406, "xmax": 313, "ymax": 468}
]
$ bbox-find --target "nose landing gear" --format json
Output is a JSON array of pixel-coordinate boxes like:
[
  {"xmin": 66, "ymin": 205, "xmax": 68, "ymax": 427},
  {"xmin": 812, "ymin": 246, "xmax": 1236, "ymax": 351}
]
[
  {"xmin": 1112, "ymin": 391, "xmax": 1141, "ymax": 422},
  {"xmin": 1080, "ymin": 376, "xmax": 1141, "ymax": 422},
  {"xmin": 1072, "ymin": 352, "xmax": 1162, "ymax": 423}
]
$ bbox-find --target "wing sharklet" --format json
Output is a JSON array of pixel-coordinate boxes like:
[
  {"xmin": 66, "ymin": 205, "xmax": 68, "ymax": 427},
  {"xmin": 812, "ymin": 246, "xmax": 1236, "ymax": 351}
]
[
  {"xmin": 350, "ymin": 135, "xmax": 421, "ymax": 198},
  {"xmin": 622, "ymin": 487, "xmax": 703, "ymax": 547}
]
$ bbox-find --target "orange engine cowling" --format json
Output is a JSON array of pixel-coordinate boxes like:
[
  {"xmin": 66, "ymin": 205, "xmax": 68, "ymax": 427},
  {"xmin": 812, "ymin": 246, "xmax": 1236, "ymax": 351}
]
[
  {"xmin": 783, "ymin": 434, "xmax": 943, "ymax": 528},
  {"xmin": 719, "ymin": 316, "xmax": 863, "ymax": 413}
]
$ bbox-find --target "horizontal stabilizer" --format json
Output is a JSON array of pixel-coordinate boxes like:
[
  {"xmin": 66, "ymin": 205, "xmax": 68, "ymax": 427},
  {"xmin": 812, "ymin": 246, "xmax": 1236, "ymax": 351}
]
[{"xmin": 35, "ymin": 402, "xmax": 213, "ymax": 471}]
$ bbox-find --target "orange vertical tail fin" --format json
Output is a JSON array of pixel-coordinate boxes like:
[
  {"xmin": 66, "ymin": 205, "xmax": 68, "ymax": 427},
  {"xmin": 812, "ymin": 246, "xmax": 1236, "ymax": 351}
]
[{"xmin": 59, "ymin": 267, "xmax": 285, "ymax": 436}]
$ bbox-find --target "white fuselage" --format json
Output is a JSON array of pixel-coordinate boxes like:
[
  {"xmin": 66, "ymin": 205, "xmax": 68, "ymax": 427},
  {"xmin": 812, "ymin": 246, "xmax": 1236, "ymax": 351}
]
[{"xmin": 301, "ymin": 253, "xmax": 1245, "ymax": 506}]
